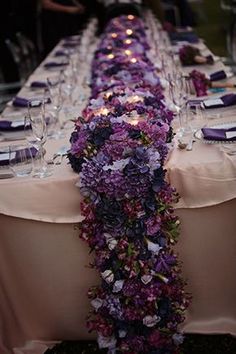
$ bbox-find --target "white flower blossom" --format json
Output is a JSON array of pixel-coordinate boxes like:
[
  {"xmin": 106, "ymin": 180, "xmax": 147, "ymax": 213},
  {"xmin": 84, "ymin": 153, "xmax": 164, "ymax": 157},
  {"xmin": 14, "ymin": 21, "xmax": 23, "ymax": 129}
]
[
  {"xmin": 118, "ymin": 330, "xmax": 127, "ymax": 338},
  {"xmin": 113, "ymin": 280, "xmax": 125, "ymax": 293},
  {"xmin": 147, "ymin": 240, "xmax": 162, "ymax": 255},
  {"xmin": 91, "ymin": 298, "xmax": 103, "ymax": 311},
  {"xmin": 143, "ymin": 315, "xmax": 161, "ymax": 327},
  {"xmin": 141, "ymin": 275, "xmax": 153, "ymax": 285},
  {"xmin": 103, "ymin": 158, "xmax": 130, "ymax": 172},
  {"xmin": 101, "ymin": 270, "xmax": 114, "ymax": 284},
  {"xmin": 98, "ymin": 334, "xmax": 117, "ymax": 349},
  {"xmin": 173, "ymin": 333, "xmax": 184, "ymax": 345}
]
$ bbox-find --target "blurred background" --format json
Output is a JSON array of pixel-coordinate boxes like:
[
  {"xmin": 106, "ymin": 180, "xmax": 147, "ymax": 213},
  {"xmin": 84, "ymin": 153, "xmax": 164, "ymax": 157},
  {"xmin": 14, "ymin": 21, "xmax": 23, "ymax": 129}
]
[{"xmin": 0, "ymin": 0, "xmax": 235, "ymax": 111}]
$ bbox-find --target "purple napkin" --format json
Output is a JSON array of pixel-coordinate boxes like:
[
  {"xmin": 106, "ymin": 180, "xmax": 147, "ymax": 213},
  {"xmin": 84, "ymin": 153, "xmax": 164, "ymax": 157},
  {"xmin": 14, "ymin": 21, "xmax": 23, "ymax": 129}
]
[
  {"xmin": 202, "ymin": 126, "xmax": 236, "ymax": 141},
  {"xmin": 210, "ymin": 70, "xmax": 227, "ymax": 82},
  {"xmin": 30, "ymin": 81, "xmax": 47, "ymax": 88},
  {"xmin": 204, "ymin": 93, "xmax": 236, "ymax": 109},
  {"xmin": 44, "ymin": 61, "xmax": 69, "ymax": 68},
  {"xmin": 0, "ymin": 147, "xmax": 37, "ymax": 166},
  {"xmin": 54, "ymin": 50, "xmax": 68, "ymax": 57},
  {"xmin": 12, "ymin": 97, "xmax": 38, "ymax": 108},
  {"xmin": 169, "ymin": 31, "xmax": 199, "ymax": 43},
  {"xmin": 12, "ymin": 96, "xmax": 51, "ymax": 108},
  {"xmin": 0, "ymin": 120, "xmax": 25, "ymax": 131}
]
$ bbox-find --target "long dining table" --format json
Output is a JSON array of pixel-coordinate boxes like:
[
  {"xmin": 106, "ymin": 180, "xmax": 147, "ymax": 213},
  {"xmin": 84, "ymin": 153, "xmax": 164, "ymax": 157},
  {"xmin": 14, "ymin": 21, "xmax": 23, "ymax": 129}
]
[{"xmin": 0, "ymin": 20, "xmax": 236, "ymax": 354}]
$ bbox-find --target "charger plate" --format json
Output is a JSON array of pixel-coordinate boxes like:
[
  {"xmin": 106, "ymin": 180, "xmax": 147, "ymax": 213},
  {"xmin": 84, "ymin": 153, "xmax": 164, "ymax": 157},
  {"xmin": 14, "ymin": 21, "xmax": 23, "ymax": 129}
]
[{"xmin": 194, "ymin": 122, "xmax": 236, "ymax": 144}]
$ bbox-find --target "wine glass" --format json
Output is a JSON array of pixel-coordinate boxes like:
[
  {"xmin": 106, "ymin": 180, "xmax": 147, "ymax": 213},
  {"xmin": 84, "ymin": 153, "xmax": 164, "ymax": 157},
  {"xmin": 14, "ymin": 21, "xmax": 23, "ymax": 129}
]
[
  {"xmin": 25, "ymin": 100, "xmax": 52, "ymax": 178},
  {"xmin": 186, "ymin": 102, "xmax": 206, "ymax": 150},
  {"xmin": 170, "ymin": 74, "xmax": 190, "ymax": 136},
  {"xmin": 47, "ymin": 76, "xmax": 65, "ymax": 139}
]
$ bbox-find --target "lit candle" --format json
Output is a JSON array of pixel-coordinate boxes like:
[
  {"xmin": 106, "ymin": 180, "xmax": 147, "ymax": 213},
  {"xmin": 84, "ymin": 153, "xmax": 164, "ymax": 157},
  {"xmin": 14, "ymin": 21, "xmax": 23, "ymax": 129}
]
[
  {"xmin": 126, "ymin": 29, "xmax": 133, "ymax": 36},
  {"xmin": 127, "ymin": 15, "xmax": 135, "ymax": 20},
  {"xmin": 125, "ymin": 49, "xmax": 132, "ymax": 56},
  {"xmin": 111, "ymin": 33, "xmax": 118, "ymax": 38},
  {"xmin": 107, "ymin": 54, "xmax": 115, "ymax": 59},
  {"xmin": 124, "ymin": 39, "xmax": 132, "ymax": 45},
  {"xmin": 130, "ymin": 58, "xmax": 137, "ymax": 63}
]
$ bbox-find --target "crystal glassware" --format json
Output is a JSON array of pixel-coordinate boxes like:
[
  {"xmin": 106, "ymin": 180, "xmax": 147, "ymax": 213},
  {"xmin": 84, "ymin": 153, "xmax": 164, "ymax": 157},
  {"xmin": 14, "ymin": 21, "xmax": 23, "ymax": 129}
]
[
  {"xmin": 9, "ymin": 143, "xmax": 33, "ymax": 177},
  {"xmin": 25, "ymin": 99, "xmax": 52, "ymax": 178}
]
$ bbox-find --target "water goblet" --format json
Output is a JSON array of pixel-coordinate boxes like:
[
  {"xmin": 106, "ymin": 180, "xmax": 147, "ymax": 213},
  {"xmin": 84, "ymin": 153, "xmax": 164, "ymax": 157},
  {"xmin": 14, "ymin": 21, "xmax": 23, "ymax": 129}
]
[
  {"xmin": 186, "ymin": 102, "xmax": 206, "ymax": 150},
  {"xmin": 47, "ymin": 77, "xmax": 65, "ymax": 139},
  {"xmin": 26, "ymin": 100, "xmax": 52, "ymax": 178},
  {"xmin": 9, "ymin": 143, "xmax": 33, "ymax": 177},
  {"xmin": 170, "ymin": 74, "xmax": 189, "ymax": 136}
]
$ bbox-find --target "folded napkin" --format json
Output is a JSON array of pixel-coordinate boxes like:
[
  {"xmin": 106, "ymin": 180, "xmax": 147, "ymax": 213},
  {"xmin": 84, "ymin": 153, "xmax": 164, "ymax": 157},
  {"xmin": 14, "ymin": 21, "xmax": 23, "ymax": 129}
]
[
  {"xmin": 0, "ymin": 120, "xmax": 25, "ymax": 131},
  {"xmin": 0, "ymin": 146, "xmax": 37, "ymax": 166},
  {"xmin": 54, "ymin": 50, "xmax": 68, "ymax": 57},
  {"xmin": 209, "ymin": 70, "xmax": 227, "ymax": 82},
  {"xmin": 203, "ymin": 93, "xmax": 236, "ymax": 109},
  {"xmin": 12, "ymin": 96, "xmax": 51, "ymax": 108},
  {"xmin": 169, "ymin": 31, "xmax": 199, "ymax": 43},
  {"xmin": 202, "ymin": 126, "xmax": 236, "ymax": 141},
  {"xmin": 44, "ymin": 61, "xmax": 69, "ymax": 68},
  {"xmin": 30, "ymin": 81, "xmax": 47, "ymax": 88}
]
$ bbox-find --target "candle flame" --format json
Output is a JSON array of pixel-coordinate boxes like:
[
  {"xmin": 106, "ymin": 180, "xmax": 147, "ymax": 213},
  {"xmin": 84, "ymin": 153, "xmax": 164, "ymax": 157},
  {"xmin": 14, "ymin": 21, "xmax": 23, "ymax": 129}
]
[
  {"xmin": 126, "ymin": 29, "xmax": 133, "ymax": 36},
  {"xmin": 125, "ymin": 39, "xmax": 132, "ymax": 45},
  {"xmin": 125, "ymin": 49, "xmax": 132, "ymax": 56},
  {"xmin": 127, "ymin": 15, "xmax": 135, "ymax": 20}
]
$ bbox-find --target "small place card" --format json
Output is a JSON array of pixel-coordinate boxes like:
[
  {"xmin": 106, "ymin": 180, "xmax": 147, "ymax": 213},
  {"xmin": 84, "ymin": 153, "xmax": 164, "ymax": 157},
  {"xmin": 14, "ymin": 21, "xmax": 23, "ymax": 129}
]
[
  {"xmin": 226, "ymin": 131, "xmax": 236, "ymax": 139},
  {"xmin": 203, "ymin": 98, "xmax": 224, "ymax": 108}
]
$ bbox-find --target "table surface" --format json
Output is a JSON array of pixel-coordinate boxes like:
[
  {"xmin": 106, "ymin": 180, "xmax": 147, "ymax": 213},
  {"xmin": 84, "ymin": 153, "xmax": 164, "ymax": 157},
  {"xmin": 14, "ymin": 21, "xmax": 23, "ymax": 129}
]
[{"xmin": 0, "ymin": 37, "xmax": 236, "ymax": 223}]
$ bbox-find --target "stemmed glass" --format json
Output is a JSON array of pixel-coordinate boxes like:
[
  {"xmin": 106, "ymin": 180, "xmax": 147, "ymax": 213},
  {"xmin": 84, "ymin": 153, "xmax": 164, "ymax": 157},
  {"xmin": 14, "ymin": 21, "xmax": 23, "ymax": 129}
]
[
  {"xmin": 186, "ymin": 102, "xmax": 206, "ymax": 150},
  {"xmin": 24, "ymin": 100, "xmax": 52, "ymax": 178},
  {"xmin": 169, "ymin": 74, "xmax": 190, "ymax": 136},
  {"xmin": 47, "ymin": 75, "xmax": 65, "ymax": 139}
]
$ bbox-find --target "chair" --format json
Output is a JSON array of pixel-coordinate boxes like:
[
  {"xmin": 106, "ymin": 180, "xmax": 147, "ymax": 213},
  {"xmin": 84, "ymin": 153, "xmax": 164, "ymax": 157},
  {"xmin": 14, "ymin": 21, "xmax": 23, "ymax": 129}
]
[
  {"xmin": 161, "ymin": 1, "xmax": 181, "ymax": 26},
  {"xmin": 188, "ymin": 0, "xmax": 206, "ymax": 22},
  {"xmin": 0, "ymin": 34, "xmax": 38, "ymax": 112}
]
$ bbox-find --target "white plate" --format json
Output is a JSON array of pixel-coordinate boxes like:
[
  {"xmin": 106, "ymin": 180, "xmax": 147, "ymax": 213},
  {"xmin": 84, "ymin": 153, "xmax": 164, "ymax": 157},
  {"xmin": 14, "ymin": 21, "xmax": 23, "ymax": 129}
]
[{"xmin": 194, "ymin": 122, "xmax": 236, "ymax": 144}]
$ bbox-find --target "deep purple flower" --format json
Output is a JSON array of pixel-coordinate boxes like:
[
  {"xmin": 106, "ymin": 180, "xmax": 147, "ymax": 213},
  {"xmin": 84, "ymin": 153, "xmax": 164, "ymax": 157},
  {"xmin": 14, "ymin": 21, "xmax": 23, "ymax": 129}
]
[{"xmin": 96, "ymin": 197, "xmax": 127, "ymax": 229}]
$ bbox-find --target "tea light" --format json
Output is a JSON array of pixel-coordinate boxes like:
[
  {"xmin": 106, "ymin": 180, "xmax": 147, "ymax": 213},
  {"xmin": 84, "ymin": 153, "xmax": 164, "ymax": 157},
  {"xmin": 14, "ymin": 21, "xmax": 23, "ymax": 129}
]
[
  {"xmin": 127, "ymin": 15, "xmax": 135, "ymax": 20},
  {"xmin": 126, "ymin": 29, "xmax": 133, "ymax": 36},
  {"xmin": 107, "ymin": 54, "xmax": 115, "ymax": 59},
  {"xmin": 125, "ymin": 49, "xmax": 132, "ymax": 56},
  {"xmin": 130, "ymin": 58, "xmax": 137, "ymax": 63},
  {"xmin": 124, "ymin": 39, "xmax": 132, "ymax": 45},
  {"xmin": 111, "ymin": 33, "xmax": 118, "ymax": 38}
]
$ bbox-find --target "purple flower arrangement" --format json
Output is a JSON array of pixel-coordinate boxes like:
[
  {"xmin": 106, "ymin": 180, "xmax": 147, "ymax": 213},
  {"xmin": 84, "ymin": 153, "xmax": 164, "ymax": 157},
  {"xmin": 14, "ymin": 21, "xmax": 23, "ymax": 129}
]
[
  {"xmin": 69, "ymin": 15, "xmax": 190, "ymax": 354},
  {"xmin": 179, "ymin": 45, "xmax": 214, "ymax": 66},
  {"xmin": 189, "ymin": 70, "xmax": 209, "ymax": 97}
]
